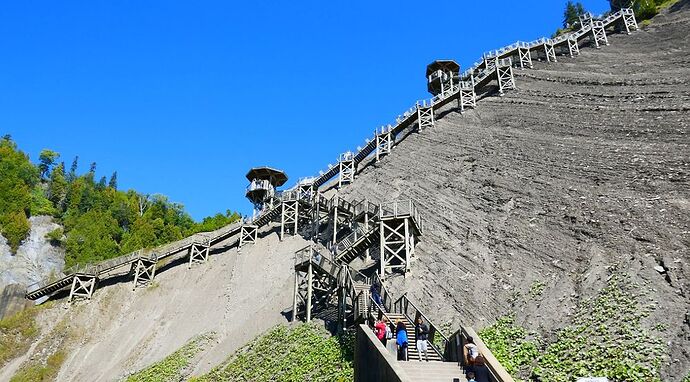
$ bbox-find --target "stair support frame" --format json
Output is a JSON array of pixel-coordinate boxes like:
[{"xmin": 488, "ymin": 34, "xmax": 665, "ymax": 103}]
[
  {"xmin": 238, "ymin": 224, "xmax": 258, "ymax": 250},
  {"xmin": 188, "ymin": 240, "xmax": 210, "ymax": 268},
  {"xmin": 132, "ymin": 257, "xmax": 157, "ymax": 290},
  {"xmin": 379, "ymin": 217, "xmax": 416, "ymax": 280},
  {"xmin": 592, "ymin": 20, "xmax": 609, "ymax": 48},
  {"xmin": 497, "ymin": 64, "xmax": 516, "ymax": 96},
  {"xmin": 68, "ymin": 274, "xmax": 98, "ymax": 302},
  {"xmin": 280, "ymin": 199, "xmax": 299, "ymax": 241},
  {"xmin": 518, "ymin": 47, "xmax": 533, "ymax": 69},
  {"xmin": 338, "ymin": 156, "xmax": 356, "ymax": 188},
  {"xmin": 622, "ymin": 8, "xmax": 638, "ymax": 34},
  {"xmin": 417, "ymin": 105, "xmax": 434, "ymax": 130}
]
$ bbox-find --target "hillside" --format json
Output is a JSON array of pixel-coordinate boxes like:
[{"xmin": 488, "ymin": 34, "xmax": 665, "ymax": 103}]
[
  {"xmin": 0, "ymin": 228, "xmax": 309, "ymax": 381},
  {"xmin": 336, "ymin": 2, "xmax": 689, "ymax": 379}
]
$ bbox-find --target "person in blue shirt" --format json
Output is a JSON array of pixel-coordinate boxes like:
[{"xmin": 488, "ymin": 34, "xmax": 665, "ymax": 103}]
[{"xmin": 396, "ymin": 321, "xmax": 408, "ymax": 361}]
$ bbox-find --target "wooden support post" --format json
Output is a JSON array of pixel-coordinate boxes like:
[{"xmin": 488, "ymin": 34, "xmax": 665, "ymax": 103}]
[
  {"xmin": 568, "ymin": 37, "xmax": 580, "ymax": 57},
  {"xmin": 544, "ymin": 40, "xmax": 557, "ymax": 62},
  {"xmin": 332, "ymin": 196, "xmax": 338, "ymax": 249},
  {"xmin": 292, "ymin": 271, "xmax": 299, "ymax": 322},
  {"xmin": 306, "ymin": 261, "xmax": 313, "ymax": 322}
]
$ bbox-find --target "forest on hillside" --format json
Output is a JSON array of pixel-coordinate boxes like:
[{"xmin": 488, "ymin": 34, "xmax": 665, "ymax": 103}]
[{"xmin": 0, "ymin": 135, "xmax": 240, "ymax": 268}]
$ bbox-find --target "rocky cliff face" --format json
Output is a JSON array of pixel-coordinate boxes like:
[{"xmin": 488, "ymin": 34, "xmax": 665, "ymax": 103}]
[
  {"xmin": 337, "ymin": 2, "xmax": 689, "ymax": 379},
  {"xmin": 0, "ymin": 216, "xmax": 65, "ymax": 315}
]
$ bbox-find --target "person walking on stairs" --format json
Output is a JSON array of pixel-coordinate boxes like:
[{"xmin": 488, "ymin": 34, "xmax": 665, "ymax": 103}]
[
  {"xmin": 375, "ymin": 318, "xmax": 388, "ymax": 346},
  {"xmin": 464, "ymin": 336, "xmax": 480, "ymax": 374},
  {"xmin": 414, "ymin": 317, "xmax": 430, "ymax": 362},
  {"xmin": 396, "ymin": 321, "xmax": 409, "ymax": 361},
  {"xmin": 370, "ymin": 283, "xmax": 383, "ymax": 311}
]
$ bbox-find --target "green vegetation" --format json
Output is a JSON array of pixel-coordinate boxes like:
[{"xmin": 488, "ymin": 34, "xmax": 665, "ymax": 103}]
[
  {"xmin": 563, "ymin": 1, "xmax": 587, "ymax": 28},
  {"xmin": 610, "ymin": 0, "xmax": 682, "ymax": 21},
  {"xmin": 0, "ymin": 135, "xmax": 240, "ymax": 267},
  {"xmin": 682, "ymin": 372, "xmax": 690, "ymax": 382},
  {"xmin": 481, "ymin": 274, "xmax": 665, "ymax": 382},
  {"xmin": 9, "ymin": 351, "xmax": 65, "ymax": 382},
  {"xmin": 478, "ymin": 315, "xmax": 539, "ymax": 379},
  {"xmin": 0, "ymin": 304, "xmax": 48, "ymax": 367},
  {"xmin": 193, "ymin": 324, "xmax": 354, "ymax": 382},
  {"xmin": 528, "ymin": 280, "xmax": 546, "ymax": 299},
  {"xmin": 126, "ymin": 333, "xmax": 215, "ymax": 382}
]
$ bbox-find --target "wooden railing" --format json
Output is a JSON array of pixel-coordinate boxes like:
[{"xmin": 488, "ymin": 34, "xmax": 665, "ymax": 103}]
[{"xmin": 446, "ymin": 327, "xmax": 515, "ymax": 382}]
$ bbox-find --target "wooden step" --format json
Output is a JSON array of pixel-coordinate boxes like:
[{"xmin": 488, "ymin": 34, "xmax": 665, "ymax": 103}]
[{"xmin": 399, "ymin": 361, "xmax": 466, "ymax": 382}]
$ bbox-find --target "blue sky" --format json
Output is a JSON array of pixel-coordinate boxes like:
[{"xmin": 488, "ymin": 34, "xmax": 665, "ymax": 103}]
[{"xmin": 1, "ymin": 0, "xmax": 610, "ymax": 220}]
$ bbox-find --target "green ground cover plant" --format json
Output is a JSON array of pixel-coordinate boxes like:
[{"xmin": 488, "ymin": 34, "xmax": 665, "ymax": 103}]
[
  {"xmin": 0, "ymin": 304, "xmax": 47, "ymax": 367},
  {"xmin": 126, "ymin": 333, "xmax": 215, "ymax": 382},
  {"xmin": 193, "ymin": 324, "xmax": 354, "ymax": 382},
  {"xmin": 481, "ymin": 273, "xmax": 665, "ymax": 382}
]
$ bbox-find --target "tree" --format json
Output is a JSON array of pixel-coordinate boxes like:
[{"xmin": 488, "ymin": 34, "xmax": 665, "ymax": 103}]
[
  {"xmin": 68, "ymin": 156, "xmax": 79, "ymax": 182},
  {"xmin": 48, "ymin": 162, "xmax": 68, "ymax": 210},
  {"xmin": 108, "ymin": 171, "xmax": 118, "ymax": 189},
  {"xmin": 64, "ymin": 209, "xmax": 121, "ymax": 267},
  {"xmin": 0, "ymin": 210, "xmax": 31, "ymax": 252},
  {"xmin": 97, "ymin": 176, "xmax": 107, "ymax": 190},
  {"xmin": 563, "ymin": 1, "xmax": 587, "ymax": 28},
  {"xmin": 38, "ymin": 149, "xmax": 59, "ymax": 179},
  {"xmin": 0, "ymin": 137, "xmax": 39, "ymax": 252}
]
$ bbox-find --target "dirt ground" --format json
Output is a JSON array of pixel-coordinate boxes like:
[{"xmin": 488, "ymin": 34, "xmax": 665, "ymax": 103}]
[
  {"xmin": 336, "ymin": 2, "xmax": 690, "ymax": 379},
  {"xmin": 0, "ymin": 227, "xmax": 309, "ymax": 381}
]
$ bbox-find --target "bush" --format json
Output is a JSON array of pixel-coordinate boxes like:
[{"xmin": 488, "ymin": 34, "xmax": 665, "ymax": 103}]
[
  {"xmin": 1, "ymin": 211, "xmax": 31, "ymax": 252},
  {"xmin": 45, "ymin": 228, "xmax": 65, "ymax": 246}
]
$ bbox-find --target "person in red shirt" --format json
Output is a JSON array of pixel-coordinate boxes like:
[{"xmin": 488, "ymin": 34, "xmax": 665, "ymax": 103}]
[{"xmin": 375, "ymin": 318, "xmax": 388, "ymax": 346}]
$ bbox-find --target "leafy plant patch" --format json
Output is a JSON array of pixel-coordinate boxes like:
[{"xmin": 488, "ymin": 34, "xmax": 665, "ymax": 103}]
[{"xmin": 193, "ymin": 324, "xmax": 353, "ymax": 382}]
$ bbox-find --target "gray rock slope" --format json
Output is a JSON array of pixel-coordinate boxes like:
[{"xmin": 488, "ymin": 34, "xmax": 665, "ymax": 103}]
[{"xmin": 337, "ymin": 2, "xmax": 689, "ymax": 378}]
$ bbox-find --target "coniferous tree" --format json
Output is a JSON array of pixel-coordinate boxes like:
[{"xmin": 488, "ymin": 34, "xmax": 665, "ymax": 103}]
[
  {"xmin": 38, "ymin": 149, "xmax": 59, "ymax": 179},
  {"xmin": 109, "ymin": 171, "xmax": 118, "ymax": 189},
  {"xmin": 97, "ymin": 176, "xmax": 107, "ymax": 190},
  {"xmin": 68, "ymin": 156, "xmax": 79, "ymax": 182},
  {"xmin": 563, "ymin": 1, "xmax": 587, "ymax": 28},
  {"xmin": 49, "ymin": 162, "xmax": 68, "ymax": 211}
]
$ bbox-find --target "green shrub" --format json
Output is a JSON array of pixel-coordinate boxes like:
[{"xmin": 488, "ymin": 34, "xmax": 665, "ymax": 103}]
[
  {"xmin": 195, "ymin": 324, "xmax": 354, "ymax": 382},
  {"xmin": 127, "ymin": 333, "xmax": 215, "ymax": 382},
  {"xmin": 30, "ymin": 186, "xmax": 56, "ymax": 216},
  {"xmin": 479, "ymin": 315, "xmax": 540, "ymax": 378},
  {"xmin": 1, "ymin": 211, "xmax": 31, "ymax": 252},
  {"xmin": 45, "ymin": 228, "xmax": 65, "ymax": 246}
]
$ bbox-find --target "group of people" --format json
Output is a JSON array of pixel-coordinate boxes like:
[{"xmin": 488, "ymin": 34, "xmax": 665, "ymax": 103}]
[
  {"xmin": 373, "ymin": 318, "xmax": 491, "ymax": 381},
  {"xmin": 374, "ymin": 317, "xmax": 430, "ymax": 362}
]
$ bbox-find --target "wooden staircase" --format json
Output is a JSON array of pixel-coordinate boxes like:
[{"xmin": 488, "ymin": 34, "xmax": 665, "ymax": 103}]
[{"xmin": 384, "ymin": 312, "xmax": 444, "ymax": 362}]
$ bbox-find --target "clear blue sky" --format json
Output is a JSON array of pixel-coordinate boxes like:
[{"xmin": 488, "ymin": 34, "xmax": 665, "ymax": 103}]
[{"xmin": 1, "ymin": 0, "xmax": 610, "ymax": 220}]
